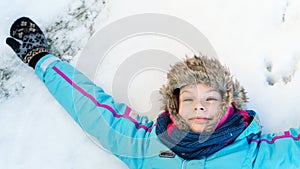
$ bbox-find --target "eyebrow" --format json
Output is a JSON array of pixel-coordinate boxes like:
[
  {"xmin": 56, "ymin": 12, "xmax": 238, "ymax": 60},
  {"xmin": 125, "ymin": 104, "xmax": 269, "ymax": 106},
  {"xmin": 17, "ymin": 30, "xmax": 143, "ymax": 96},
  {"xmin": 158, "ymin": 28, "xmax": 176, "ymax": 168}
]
[
  {"xmin": 180, "ymin": 89, "xmax": 219, "ymax": 95},
  {"xmin": 179, "ymin": 90, "xmax": 191, "ymax": 95}
]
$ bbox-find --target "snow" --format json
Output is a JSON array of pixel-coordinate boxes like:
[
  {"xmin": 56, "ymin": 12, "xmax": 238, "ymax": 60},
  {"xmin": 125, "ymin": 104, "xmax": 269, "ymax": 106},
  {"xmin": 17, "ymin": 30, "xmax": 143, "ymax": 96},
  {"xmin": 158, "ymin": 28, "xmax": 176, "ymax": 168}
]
[{"xmin": 1, "ymin": 0, "xmax": 300, "ymax": 168}]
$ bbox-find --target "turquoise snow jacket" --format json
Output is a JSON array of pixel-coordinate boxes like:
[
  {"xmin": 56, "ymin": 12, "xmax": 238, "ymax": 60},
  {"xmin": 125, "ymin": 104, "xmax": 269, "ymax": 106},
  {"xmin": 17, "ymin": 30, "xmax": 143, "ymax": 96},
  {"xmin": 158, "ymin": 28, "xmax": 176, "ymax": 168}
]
[{"xmin": 35, "ymin": 54, "xmax": 300, "ymax": 169}]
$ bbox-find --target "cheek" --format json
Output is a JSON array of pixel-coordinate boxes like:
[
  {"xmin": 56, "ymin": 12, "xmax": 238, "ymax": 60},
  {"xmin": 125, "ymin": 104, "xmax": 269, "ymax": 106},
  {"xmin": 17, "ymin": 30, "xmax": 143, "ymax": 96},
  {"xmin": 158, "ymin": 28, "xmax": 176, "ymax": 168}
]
[
  {"xmin": 209, "ymin": 107, "xmax": 222, "ymax": 120},
  {"xmin": 178, "ymin": 104, "xmax": 190, "ymax": 118},
  {"xmin": 208, "ymin": 104, "xmax": 222, "ymax": 117}
]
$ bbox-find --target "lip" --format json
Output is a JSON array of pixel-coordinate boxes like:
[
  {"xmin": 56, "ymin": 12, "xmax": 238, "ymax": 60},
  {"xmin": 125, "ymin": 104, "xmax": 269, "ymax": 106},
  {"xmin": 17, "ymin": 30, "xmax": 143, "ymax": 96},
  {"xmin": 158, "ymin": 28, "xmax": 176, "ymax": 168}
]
[{"xmin": 189, "ymin": 117, "xmax": 212, "ymax": 123}]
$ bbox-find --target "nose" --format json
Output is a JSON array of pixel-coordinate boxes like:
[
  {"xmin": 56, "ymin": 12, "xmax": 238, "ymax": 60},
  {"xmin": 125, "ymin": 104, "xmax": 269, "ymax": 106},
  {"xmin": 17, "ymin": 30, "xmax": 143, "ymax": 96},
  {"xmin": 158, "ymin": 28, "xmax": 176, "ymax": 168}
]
[
  {"xmin": 194, "ymin": 102, "xmax": 205, "ymax": 111},
  {"xmin": 194, "ymin": 107, "xmax": 205, "ymax": 111}
]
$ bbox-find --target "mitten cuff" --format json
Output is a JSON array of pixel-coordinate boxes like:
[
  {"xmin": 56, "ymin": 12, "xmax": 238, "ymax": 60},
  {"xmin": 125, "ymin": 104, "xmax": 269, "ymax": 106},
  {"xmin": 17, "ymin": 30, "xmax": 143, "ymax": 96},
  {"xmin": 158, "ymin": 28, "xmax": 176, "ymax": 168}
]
[
  {"xmin": 28, "ymin": 51, "xmax": 50, "ymax": 68},
  {"xmin": 23, "ymin": 47, "xmax": 49, "ymax": 64}
]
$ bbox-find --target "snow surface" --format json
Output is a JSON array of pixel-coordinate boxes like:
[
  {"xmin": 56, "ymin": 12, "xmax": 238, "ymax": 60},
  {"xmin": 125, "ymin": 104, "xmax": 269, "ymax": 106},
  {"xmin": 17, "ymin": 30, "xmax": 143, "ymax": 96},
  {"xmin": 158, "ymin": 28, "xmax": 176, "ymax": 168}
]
[{"xmin": 1, "ymin": 0, "xmax": 300, "ymax": 168}]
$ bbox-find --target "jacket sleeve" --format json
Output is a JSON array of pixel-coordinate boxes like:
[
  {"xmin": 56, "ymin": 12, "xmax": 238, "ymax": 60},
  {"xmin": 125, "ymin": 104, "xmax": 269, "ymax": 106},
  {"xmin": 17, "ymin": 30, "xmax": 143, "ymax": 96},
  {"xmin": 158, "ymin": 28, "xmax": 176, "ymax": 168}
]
[
  {"xmin": 250, "ymin": 126, "xmax": 300, "ymax": 168},
  {"xmin": 34, "ymin": 54, "xmax": 156, "ymax": 165}
]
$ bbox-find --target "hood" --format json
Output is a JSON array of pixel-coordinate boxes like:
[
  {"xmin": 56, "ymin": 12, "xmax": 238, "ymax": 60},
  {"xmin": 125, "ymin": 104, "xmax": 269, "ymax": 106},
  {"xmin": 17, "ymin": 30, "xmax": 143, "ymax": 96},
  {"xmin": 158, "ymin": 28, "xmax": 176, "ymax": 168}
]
[{"xmin": 159, "ymin": 55, "xmax": 248, "ymax": 131}]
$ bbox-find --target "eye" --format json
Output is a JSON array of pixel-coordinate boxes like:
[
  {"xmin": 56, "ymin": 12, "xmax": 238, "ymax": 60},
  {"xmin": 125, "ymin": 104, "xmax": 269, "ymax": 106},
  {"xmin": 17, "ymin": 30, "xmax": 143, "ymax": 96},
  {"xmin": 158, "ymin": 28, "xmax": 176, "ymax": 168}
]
[
  {"xmin": 206, "ymin": 97, "xmax": 219, "ymax": 101},
  {"xmin": 182, "ymin": 98, "xmax": 193, "ymax": 102}
]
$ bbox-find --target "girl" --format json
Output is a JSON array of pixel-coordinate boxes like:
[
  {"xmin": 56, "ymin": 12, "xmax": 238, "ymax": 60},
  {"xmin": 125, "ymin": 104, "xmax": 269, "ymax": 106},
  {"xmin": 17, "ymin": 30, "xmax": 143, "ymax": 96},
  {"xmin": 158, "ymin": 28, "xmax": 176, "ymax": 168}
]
[{"xmin": 6, "ymin": 17, "xmax": 300, "ymax": 169}]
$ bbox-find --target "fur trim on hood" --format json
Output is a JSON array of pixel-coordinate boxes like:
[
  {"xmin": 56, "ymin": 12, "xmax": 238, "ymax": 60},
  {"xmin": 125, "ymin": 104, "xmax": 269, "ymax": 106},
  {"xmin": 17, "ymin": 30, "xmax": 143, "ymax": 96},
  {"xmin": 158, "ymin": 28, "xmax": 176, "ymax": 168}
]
[{"xmin": 159, "ymin": 55, "xmax": 248, "ymax": 131}]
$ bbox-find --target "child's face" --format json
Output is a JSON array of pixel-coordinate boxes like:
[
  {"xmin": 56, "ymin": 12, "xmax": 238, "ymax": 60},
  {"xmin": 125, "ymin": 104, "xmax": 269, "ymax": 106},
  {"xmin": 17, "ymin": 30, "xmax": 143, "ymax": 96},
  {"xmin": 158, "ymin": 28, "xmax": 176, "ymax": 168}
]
[{"xmin": 178, "ymin": 83, "xmax": 223, "ymax": 132}]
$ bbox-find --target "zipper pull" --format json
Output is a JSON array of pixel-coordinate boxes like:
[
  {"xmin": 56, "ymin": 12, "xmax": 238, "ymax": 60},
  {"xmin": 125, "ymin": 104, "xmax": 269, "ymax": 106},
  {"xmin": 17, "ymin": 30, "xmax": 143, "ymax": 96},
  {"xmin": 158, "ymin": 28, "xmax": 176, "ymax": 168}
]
[{"xmin": 159, "ymin": 151, "xmax": 175, "ymax": 158}]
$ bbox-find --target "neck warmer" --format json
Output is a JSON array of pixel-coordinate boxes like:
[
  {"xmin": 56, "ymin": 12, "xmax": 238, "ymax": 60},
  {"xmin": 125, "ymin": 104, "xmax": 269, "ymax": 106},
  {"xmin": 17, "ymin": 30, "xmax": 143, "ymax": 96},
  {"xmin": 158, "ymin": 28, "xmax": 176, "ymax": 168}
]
[{"xmin": 156, "ymin": 111, "xmax": 248, "ymax": 160}]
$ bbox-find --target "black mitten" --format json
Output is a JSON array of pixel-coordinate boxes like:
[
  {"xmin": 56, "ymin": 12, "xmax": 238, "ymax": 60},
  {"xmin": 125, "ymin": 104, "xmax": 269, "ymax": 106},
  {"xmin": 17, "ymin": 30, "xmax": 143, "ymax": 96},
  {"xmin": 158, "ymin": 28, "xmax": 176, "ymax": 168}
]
[{"xmin": 6, "ymin": 17, "xmax": 49, "ymax": 68}]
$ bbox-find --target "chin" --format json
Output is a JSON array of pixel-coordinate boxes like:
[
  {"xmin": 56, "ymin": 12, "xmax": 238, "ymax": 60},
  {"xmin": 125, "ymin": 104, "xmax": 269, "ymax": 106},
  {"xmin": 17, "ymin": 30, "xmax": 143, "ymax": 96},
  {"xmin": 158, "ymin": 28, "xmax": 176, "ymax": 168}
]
[{"xmin": 191, "ymin": 125, "xmax": 206, "ymax": 133}]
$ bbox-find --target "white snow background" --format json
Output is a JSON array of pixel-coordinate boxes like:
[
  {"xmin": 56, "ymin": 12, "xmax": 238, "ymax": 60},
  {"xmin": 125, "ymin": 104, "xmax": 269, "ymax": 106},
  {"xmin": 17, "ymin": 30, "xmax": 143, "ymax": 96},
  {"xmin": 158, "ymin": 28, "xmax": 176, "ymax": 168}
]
[{"xmin": 1, "ymin": 0, "xmax": 300, "ymax": 168}]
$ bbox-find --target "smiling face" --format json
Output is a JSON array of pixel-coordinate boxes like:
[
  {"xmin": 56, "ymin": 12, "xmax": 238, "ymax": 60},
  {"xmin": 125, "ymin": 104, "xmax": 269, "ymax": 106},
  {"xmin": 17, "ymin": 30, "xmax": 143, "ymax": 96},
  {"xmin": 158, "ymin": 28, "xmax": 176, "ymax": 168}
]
[{"xmin": 178, "ymin": 83, "xmax": 223, "ymax": 132}]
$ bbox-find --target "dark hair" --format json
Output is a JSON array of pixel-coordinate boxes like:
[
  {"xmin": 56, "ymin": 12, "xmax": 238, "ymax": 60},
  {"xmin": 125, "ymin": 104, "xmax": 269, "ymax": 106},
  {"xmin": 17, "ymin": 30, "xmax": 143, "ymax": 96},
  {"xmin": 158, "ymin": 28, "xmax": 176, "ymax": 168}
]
[{"xmin": 172, "ymin": 88, "xmax": 180, "ymax": 112}]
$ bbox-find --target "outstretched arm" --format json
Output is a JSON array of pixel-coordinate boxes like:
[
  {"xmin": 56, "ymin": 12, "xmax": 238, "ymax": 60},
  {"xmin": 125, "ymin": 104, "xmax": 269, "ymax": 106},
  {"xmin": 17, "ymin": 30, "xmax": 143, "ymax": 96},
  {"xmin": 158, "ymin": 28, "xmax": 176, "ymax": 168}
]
[
  {"xmin": 249, "ymin": 127, "xmax": 300, "ymax": 168},
  {"xmin": 34, "ymin": 54, "xmax": 155, "ymax": 156},
  {"xmin": 6, "ymin": 17, "xmax": 156, "ymax": 167}
]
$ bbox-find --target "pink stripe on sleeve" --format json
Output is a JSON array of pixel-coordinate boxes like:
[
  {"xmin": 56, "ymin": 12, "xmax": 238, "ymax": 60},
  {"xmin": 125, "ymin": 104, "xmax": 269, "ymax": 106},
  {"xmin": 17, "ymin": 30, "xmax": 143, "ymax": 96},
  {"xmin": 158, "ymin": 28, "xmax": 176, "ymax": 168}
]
[
  {"xmin": 247, "ymin": 131, "xmax": 300, "ymax": 144},
  {"xmin": 52, "ymin": 66, "xmax": 153, "ymax": 132}
]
